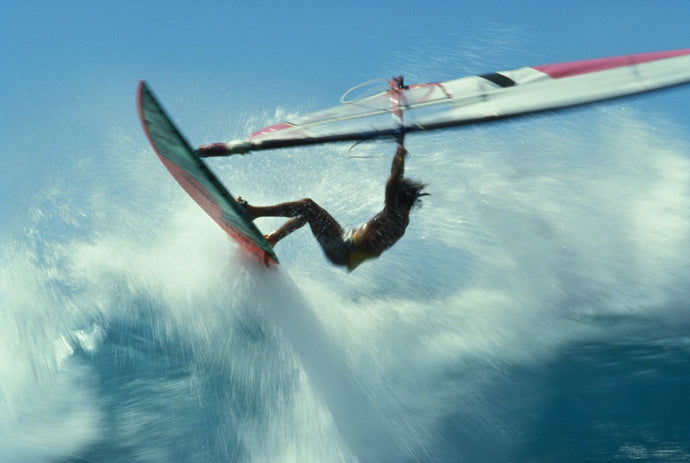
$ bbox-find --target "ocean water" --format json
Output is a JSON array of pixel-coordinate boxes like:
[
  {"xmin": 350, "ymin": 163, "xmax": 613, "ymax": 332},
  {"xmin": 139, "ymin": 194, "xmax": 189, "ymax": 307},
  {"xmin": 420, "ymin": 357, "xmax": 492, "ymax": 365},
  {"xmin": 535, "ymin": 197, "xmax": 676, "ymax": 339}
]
[{"xmin": 2, "ymin": 99, "xmax": 690, "ymax": 462}]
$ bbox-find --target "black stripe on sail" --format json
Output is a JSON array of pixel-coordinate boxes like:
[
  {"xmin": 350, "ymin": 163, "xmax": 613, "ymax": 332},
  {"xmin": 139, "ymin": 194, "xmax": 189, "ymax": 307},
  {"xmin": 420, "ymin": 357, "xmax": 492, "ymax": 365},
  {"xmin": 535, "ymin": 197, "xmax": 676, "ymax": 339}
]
[{"xmin": 480, "ymin": 73, "xmax": 516, "ymax": 87}]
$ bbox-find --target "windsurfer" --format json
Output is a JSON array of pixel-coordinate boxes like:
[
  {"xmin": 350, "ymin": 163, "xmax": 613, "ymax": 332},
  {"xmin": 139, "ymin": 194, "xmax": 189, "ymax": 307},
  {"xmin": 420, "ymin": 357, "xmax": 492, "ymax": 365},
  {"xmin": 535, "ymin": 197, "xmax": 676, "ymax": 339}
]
[{"xmin": 239, "ymin": 143, "xmax": 427, "ymax": 271}]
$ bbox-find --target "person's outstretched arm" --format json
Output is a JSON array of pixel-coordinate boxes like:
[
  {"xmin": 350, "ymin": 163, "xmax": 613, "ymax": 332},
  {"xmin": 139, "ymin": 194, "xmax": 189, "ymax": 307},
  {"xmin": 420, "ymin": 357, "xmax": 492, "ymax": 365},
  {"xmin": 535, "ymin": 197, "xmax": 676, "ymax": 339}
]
[{"xmin": 385, "ymin": 144, "xmax": 407, "ymax": 209}]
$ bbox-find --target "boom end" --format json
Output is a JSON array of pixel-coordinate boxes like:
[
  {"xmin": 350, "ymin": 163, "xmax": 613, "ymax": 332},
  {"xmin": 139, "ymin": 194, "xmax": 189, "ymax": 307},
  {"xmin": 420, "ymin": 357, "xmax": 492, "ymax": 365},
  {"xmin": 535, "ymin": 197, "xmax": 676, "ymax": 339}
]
[{"xmin": 197, "ymin": 140, "xmax": 251, "ymax": 157}]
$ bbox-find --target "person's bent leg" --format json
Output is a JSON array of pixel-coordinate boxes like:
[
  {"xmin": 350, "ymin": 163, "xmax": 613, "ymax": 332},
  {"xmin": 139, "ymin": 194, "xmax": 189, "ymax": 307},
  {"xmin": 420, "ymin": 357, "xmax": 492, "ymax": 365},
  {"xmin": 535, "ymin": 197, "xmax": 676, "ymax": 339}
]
[
  {"xmin": 298, "ymin": 200, "xmax": 350, "ymax": 265},
  {"xmin": 265, "ymin": 215, "xmax": 308, "ymax": 246},
  {"xmin": 249, "ymin": 198, "xmax": 349, "ymax": 265},
  {"xmin": 245, "ymin": 199, "xmax": 313, "ymax": 220}
]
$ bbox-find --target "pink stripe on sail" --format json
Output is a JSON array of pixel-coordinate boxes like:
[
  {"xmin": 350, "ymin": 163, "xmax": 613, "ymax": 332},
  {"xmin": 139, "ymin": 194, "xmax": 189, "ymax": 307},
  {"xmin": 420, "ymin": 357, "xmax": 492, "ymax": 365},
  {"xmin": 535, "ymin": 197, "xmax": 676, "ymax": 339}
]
[{"xmin": 533, "ymin": 49, "xmax": 690, "ymax": 79}]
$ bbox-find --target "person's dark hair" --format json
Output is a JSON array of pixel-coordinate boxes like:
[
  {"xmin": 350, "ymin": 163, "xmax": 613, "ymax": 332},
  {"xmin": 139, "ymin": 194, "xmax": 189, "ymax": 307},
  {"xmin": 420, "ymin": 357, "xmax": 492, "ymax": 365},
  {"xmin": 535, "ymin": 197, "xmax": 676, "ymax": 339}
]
[{"xmin": 399, "ymin": 178, "xmax": 429, "ymax": 210}]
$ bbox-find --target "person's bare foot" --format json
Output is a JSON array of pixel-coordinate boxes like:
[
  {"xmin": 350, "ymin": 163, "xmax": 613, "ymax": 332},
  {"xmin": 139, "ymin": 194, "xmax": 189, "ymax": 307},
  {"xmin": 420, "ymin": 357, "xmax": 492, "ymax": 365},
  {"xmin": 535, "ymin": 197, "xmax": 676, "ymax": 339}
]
[
  {"xmin": 265, "ymin": 234, "xmax": 278, "ymax": 247},
  {"xmin": 236, "ymin": 196, "xmax": 257, "ymax": 220}
]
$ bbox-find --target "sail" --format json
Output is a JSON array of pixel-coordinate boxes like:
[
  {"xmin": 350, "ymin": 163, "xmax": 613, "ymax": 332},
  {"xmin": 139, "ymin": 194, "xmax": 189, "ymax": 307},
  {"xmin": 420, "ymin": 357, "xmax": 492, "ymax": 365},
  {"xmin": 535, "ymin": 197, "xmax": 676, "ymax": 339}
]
[{"xmin": 199, "ymin": 49, "xmax": 690, "ymax": 156}]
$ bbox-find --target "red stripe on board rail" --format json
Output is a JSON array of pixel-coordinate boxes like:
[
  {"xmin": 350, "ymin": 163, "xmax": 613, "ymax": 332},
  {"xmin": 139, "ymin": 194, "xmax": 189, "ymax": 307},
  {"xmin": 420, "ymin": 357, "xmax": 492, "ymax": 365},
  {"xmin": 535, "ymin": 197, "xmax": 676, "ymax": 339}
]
[{"xmin": 533, "ymin": 49, "xmax": 690, "ymax": 79}]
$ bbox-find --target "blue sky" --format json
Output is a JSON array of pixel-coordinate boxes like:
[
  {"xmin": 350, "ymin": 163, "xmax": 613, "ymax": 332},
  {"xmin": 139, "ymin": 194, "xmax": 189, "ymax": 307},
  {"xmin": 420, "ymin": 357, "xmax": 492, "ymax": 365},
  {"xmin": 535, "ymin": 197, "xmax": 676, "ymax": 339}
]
[{"xmin": 2, "ymin": 1, "xmax": 690, "ymax": 230}]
